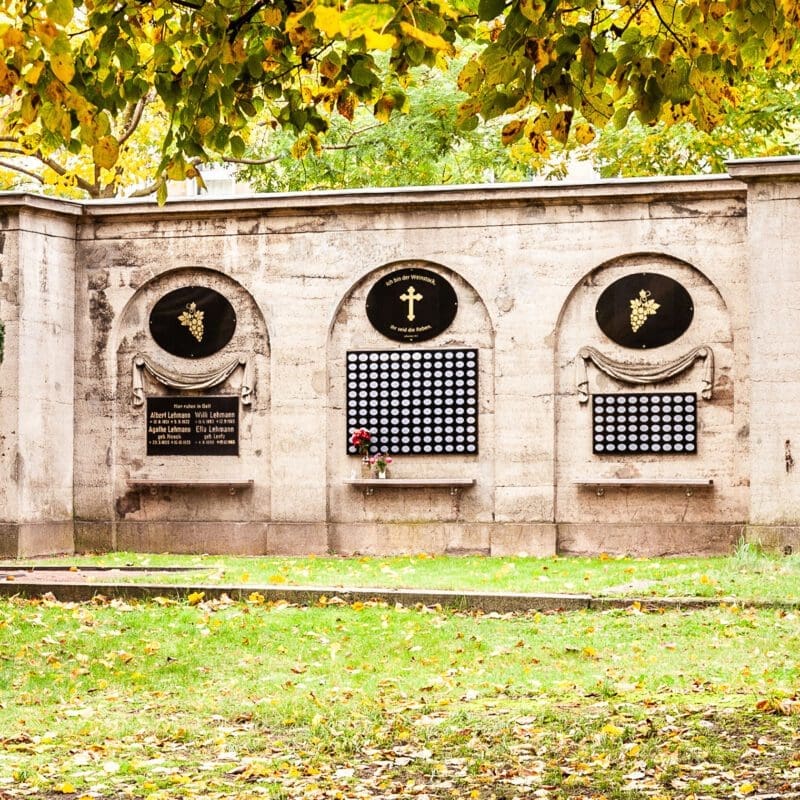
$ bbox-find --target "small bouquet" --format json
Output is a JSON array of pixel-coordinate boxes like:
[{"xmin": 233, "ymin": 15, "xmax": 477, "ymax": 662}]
[
  {"xmin": 370, "ymin": 452, "xmax": 393, "ymax": 477},
  {"xmin": 350, "ymin": 427, "xmax": 372, "ymax": 455}
]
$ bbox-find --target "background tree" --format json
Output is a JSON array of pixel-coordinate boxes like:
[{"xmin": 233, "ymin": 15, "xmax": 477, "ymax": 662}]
[
  {"xmin": 0, "ymin": 0, "xmax": 798, "ymax": 197},
  {"xmin": 239, "ymin": 61, "xmax": 531, "ymax": 192},
  {"xmin": 590, "ymin": 70, "xmax": 800, "ymax": 177}
]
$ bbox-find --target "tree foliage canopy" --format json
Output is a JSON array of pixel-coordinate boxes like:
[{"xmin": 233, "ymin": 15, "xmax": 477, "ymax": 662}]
[{"xmin": 0, "ymin": 0, "xmax": 798, "ymax": 197}]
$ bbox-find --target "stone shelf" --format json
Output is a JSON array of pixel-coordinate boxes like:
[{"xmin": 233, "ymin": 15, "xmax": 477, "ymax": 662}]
[
  {"xmin": 127, "ymin": 478, "xmax": 254, "ymax": 495},
  {"xmin": 344, "ymin": 477, "xmax": 476, "ymax": 496},
  {"xmin": 574, "ymin": 478, "xmax": 714, "ymax": 497}
]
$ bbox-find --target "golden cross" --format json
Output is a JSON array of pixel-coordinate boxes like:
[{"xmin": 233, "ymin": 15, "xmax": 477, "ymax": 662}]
[{"xmin": 399, "ymin": 285, "xmax": 423, "ymax": 321}]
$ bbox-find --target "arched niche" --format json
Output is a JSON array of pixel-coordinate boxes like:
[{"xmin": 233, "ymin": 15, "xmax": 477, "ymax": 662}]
[
  {"xmin": 112, "ymin": 267, "xmax": 271, "ymax": 527},
  {"xmin": 326, "ymin": 259, "xmax": 496, "ymax": 553},
  {"xmin": 553, "ymin": 253, "xmax": 744, "ymax": 553}
]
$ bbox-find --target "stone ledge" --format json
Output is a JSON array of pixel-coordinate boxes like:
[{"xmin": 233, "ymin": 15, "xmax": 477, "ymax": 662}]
[{"xmin": 0, "ymin": 580, "xmax": 797, "ymax": 613}]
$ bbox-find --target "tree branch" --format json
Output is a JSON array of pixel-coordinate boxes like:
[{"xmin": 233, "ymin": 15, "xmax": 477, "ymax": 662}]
[
  {"xmin": 227, "ymin": 0, "xmax": 271, "ymax": 41},
  {"xmin": 119, "ymin": 94, "xmax": 151, "ymax": 146},
  {"xmin": 34, "ymin": 152, "xmax": 99, "ymax": 196},
  {"xmin": 128, "ymin": 176, "xmax": 165, "ymax": 198},
  {"xmin": 646, "ymin": 0, "xmax": 688, "ymax": 50},
  {"xmin": 222, "ymin": 154, "xmax": 282, "ymax": 165},
  {"xmin": 170, "ymin": 0, "xmax": 204, "ymax": 9},
  {"xmin": 0, "ymin": 160, "xmax": 44, "ymax": 184}
]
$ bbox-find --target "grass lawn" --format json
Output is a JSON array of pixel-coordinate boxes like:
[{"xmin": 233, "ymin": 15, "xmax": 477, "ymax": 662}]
[
  {"xmin": 1, "ymin": 591, "xmax": 799, "ymax": 799},
  {"xmin": 4, "ymin": 546, "xmax": 800, "ymax": 603}
]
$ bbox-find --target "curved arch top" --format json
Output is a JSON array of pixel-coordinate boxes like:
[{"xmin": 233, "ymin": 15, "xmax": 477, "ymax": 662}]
[{"xmin": 328, "ymin": 258, "xmax": 496, "ymax": 346}]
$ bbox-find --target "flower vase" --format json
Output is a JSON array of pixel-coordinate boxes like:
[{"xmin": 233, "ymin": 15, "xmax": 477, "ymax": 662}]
[
  {"xmin": 378, "ymin": 469, "xmax": 387, "ymax": 480},
  {"xmin": 361, "ymin": 456, "xmax": 372, "ymax": 478}
]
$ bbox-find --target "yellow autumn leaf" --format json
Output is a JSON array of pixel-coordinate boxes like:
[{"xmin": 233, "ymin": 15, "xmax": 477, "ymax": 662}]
[
  {"xmin": 314, "ymin": 5, "xmax": 341, "ymax": 37},
  {"xmin": 575, "ymin": 122, "xmax": 595, "ymax": 144},
  {"xmin": 137, "ymin": 41, "xmax": 154, "ymax": 62},
  {"xmin": 51, "ymin": 52, "xmax": 75, "ymax": 84},
  {"xmin": 519, "ymin": 0, "xmax": 546, "ymax": 20},
  {"xmin": 268, "ymin": 572, "xmax": 288, "ymax": 584},
  {"xmin": 3, "ymin": 28, "xmax": 25, "ymax": 48},
  {"xmin": 24, "ymin": 62, "xmax": 45, "ymax": 84},
  {"xmin": 34, "ymin": 20, "xmax": 59, "ymax": 45},
  {"xmin": 550, "ymin": 109, "xmax": 573, "ymax": 144},
  {"xmin": 501, "ymin": 119, "xmax": 525, "ymax": 145},
  {"xmin": 738, "ymin": 783, "xmax": 756, "ymax": 795},
  {"xmin": 319, "ymin": 58, "xmax": 340, "ymax": 80},
  {"xmin": 55, "ymin": 783, "xmax": 76, "ymax": 794},
  {"xmin": 363, "ymin": 29, "xmax": 397, "ymax": 49},
  {"xmin": 657, "ymin": 39, "xmax": 676, "ymax": 64},
  {"xmin": 600, "ymin": 722, "xmax": 624, "ymax": 737},
  {"xmin": 399, "ymin": 22, "xmax": 454, "ymax": 53},
  {"xmin": 187, "ymin": 591, "xmax": 205, "ymax": 605},
  {"xmin": 528, "ymin": 131, "xmax": 549, "ymax": 155},
  {"xmin": 195, "ymin": 116, "xmax": 215, "ymax": 136},
  {"xmin": 524, "ymin": 38, "xmax": 551, "ymax": 71},
  {"xmin": 374, "ymin": 94, "xmax": 398, "ymax": 122},
  {"xmin": 263, "ymin": 6, "xmax": 282, "ymax": 25},
  {"xmin": 92, "ymin": 135, "xmax": 120, "ymax": 169}
]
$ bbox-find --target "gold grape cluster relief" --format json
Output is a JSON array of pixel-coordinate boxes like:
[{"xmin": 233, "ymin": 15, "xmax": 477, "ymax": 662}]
[
  {"xmin": 178, "ymin": 302, "xmax": 205, "ymax": 342},
  {"xmin": 629, "ymin": 290, "xmax": 660, "ymax": 332}
]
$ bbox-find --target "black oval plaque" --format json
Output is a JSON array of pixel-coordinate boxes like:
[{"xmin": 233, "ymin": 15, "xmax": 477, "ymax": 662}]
[
  {"xmin": 595, "ymin": 273, "xmax": 694, "ymax": 349},
  {"xmin": 366, "ymin": 268, "xmax": 458, "ymax": 343},
  {"xmin": 149, "ymin": 286, "xmax": 237, "ymax": 359}
]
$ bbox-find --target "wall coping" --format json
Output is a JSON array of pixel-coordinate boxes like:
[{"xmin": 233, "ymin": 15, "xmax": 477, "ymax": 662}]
[
  {"xmin": 727, "ymin": 156, "xmax": 800, "ymax": 182},
  {"xmin": 0, "ymin": 173, "xmax": 748, "ymax": 224},
  {"xmin": 3, "ymin": 157, "xmax": 800, "ymax": 223}
]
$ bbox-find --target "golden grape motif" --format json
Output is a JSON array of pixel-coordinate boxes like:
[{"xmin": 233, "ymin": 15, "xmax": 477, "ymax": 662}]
[
  {"xmin": 629, "ymin": 289, "xmax": 660, "ymax": 332},
  {"xmin": 178, "ymin": 302, "xmax": 205, "ymax": 342}
]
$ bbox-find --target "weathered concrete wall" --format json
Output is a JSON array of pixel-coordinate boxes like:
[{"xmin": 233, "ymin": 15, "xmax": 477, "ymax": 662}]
[
  {"xmin": 728, "ymin": 159, "xmax": 800, "ymax": 554},
  {"xmin": 0, "ymin": 199, "xmax": 79, "ymax": 557},
  {"xmin": 3, "ymin": 158, "xmax": 800, "ymax": 557}
]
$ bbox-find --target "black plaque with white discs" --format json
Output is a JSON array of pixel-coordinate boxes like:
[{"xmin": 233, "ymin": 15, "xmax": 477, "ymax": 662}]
[
  {"xmin": 592, "ymin": 393, "xmax": 697, "ymax": 455},
  {"xmin": 346, "ymin": 349, "xmax": 478, "ymax": 455}
]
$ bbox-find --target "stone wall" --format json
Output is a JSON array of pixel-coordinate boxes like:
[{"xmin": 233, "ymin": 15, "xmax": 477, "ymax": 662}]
[
  {"xmin": 0, "ymin": 199, "xmax": 80, "ymax": 557},
  {"xmin": 2, "ymin": 158, "xmax": 800, "ymax": 557}
]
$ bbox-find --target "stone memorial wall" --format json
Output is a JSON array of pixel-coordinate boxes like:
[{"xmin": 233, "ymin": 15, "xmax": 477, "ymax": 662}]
[{"xmin": 1, "ymin": 157, "xmax": 799, "ymax": 557}]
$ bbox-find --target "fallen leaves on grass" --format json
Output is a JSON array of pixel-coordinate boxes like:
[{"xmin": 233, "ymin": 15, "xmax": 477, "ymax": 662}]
[
  {"xmin": 756, "ymin": 694, "xmax": 800, "ymax": 715},
  {"xmin": 1, "ymin": 598, "xmax": 800, "ymax": 799}
]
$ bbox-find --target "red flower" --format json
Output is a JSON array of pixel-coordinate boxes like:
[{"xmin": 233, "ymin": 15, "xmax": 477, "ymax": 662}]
[{"xmin": 350, "ymin": 428, "xmax": 372, "ymax": 454}]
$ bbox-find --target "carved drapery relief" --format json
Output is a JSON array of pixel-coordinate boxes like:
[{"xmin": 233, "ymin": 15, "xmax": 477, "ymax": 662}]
[
  {"xmin": 576, "ymin": 345, "xmax": 714, "ymax": 403},
  {"xmin": 133, "ymin": 354, "xmax": 252, "ymax": 407}
]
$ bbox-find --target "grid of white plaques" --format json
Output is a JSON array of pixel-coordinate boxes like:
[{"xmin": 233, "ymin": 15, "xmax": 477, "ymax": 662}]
[
  {"xmin": 592, "ymin": 393, "xmax": 697, "ymax": 455},
  {"xmin": 346, "ymin": 349, "xmax": 478, "ymax": 455}
]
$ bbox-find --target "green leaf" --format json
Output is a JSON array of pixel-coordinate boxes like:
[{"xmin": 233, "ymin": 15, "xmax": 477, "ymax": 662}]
[
  {"xmin": 46, "ymin": 0, "xmax": 74, "ymax": 27},
  {"xmin": 595, "ymin": 51, "xmax": 616, "ymax": 77},
  {"xmin": 340, "ymin": 4, "xmax": 396, "ymax": 32},
  {"xmin": 351, "ymin": 59, "xmax": 377, "ymax": 87},
  {"xmin": 612, "ymin": 106, "xmax": 631, "ymax": 129},
  {"xmin": 478, "ymin": 0, "xmax": 506, "ymax": 21}
]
